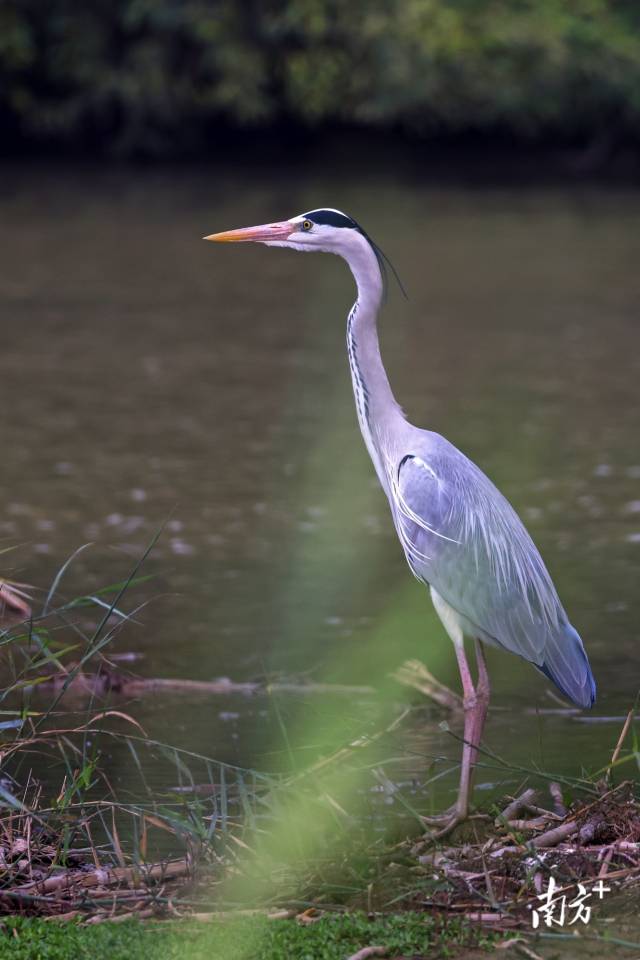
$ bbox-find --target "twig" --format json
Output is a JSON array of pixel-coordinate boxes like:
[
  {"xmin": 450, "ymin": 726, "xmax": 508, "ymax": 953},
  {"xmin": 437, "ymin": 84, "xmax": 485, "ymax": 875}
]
[
  {"xmin": 530, "ymin": 821, "xmax": 578, "ymax": 848},
  {"xmin": 346, "ymin": 948, "xmax": 388, "ymax": 960},
  {"xmin": 190, "ymin": 909, "xmax": 295, "ymax": 922},
  {"xmin": 464, "ymin": 911, "xmax": 511, "ymax": 923},
  {"xmin": 13, "ymin": 857, "xmax": 190, "ymax": 896},
  {"xmin": 524, "ymin": 804, "xmax": 560, "ymax": 820},
  {"xmin": 287, "ymin": 707, "xmax": 412, "ymax": 785},
  {"xmin": 598, "ymin": 844, "xmax": 615, "ymax": 879},
  {"xmin": 513, "ymin": 943, "xmax": 545, "ymax": 960},
  {"xmin": 29, "ymin": 672, "xmax": 376, "ymax": 700},
  {"xmin": 505, "ymin": 818, "xmax": 549, "ymax": 832},
  {"xmin": 496, "ymin": 789, "xmax": 538, "ymax": 824},
  {"xmin": 607, "ymin": 708, "xmax": 635, "ymax": 780},
  {"xmin": 561, "ymin": 780, "xmax": 629, "ymax": 823},
  {"xmin": 549, "ymin": 781, "xmax": 567, "ymax": 820},
  {"xmin": 86, "ymin": 907, "xmax": 155, "ymax": 924},
  {"xmin": 392, "ymin": 659, "xmax": 463, "ymax": 711}
]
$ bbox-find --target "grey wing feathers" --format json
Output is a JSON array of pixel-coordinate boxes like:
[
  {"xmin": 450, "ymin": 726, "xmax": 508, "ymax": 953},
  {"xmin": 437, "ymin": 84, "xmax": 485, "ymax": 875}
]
[{"xmin": 390, "ymin": 433, "xmax": 595, "ymax": 708}]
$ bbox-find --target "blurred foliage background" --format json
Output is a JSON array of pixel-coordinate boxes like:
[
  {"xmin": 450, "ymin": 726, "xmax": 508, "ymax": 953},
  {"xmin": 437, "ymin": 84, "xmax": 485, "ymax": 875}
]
[{"xmin": 2, "ymin": 0, "xmax": 640, "ymax": 159}]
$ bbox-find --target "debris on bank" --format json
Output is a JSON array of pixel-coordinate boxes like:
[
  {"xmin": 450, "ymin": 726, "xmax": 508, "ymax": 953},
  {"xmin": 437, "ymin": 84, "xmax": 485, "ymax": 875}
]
[
  {"xmin": 0, "ymin": 776, "xmax": 197, "ymax": 922},
  {"xmin": 407, "ymin": 779, "xmax": 640, "ymax": 927},
  {"xmin": 2, "ymin": 759, "xmax": 639, "ymax": 926}
]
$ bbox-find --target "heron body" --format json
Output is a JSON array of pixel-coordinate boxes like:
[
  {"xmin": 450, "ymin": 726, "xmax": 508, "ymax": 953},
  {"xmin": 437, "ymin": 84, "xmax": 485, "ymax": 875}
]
[{"xmin": 206, "ymin": 208, "xmax": 595, "ymax": 833}]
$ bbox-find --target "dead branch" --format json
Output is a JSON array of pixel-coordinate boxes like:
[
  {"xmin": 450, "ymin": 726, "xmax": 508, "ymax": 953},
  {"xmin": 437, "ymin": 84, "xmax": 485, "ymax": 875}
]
[
  {"xmin": 191, "ymin": 908, "xmax": 295, "ymax": 922},
  {"xmin": 26, "ymin": 668, "xmax": 376, "ymax": 700},
  {"xmin": 12, "ymin": 857, "xmax": 190, "ymax": 897},
  {"xmin": 346, "ymin": 948, "xmax": 388, "ymax": 960},
  {"xmin": 505, "ymin": 818, "xmax": 549, "ymax": 832},
  {"xmin": 496, "ymin": 789, "xmax": 538, "ymax": 824},
  {"xmin": 548, "ymin": 782, "xmax": 567, "ymax": 818},
  {"xmin": 530, "ymin": 820, "xmax": 578, "ymax": 848},
  {"xmin": 392, "ymin": 659, "xmax": 463, "ymax": 711},
  {"xmin": 607, "ymin": 707, "xmax": 635, "ymax": 779}
]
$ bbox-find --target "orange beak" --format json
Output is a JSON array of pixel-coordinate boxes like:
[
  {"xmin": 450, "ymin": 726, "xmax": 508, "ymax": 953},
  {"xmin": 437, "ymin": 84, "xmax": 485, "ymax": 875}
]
[{"xmin": 203, "ymin": 221, "xmax": 295, "ymax": 243}]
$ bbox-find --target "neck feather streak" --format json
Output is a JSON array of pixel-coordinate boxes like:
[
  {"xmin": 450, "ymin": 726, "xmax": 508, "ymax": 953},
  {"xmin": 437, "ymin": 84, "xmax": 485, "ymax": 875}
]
[{"xmin": 342, "ymin": 236, "xmax": 404, "ymax": 483}]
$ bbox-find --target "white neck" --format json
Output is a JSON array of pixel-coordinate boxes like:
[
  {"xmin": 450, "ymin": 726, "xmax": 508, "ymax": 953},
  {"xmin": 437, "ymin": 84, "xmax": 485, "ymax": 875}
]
[{"xmin": 339, "ymin": 233, "xmax": 404, "ymax": 486}]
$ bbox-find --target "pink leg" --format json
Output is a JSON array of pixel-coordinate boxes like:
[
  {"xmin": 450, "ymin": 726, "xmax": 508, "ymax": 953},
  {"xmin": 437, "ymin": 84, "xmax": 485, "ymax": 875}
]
[
  {"xmin": 423, "ymin": 637, "xmax": 490, "ymax": 833},
  {"xmin": 453, "ymin": 638, "xmax": 490, "ymax": 818},
  {"xmin": 454, "ymin": 638, "xmax": 476, "ymax": 702},
  {"xmin": 475, "ymin": 637, "xmax": 490, "ymax": 700},
  {"xmin": 423, "ymin": 590, "xmax": 491, "ymax": 835}
]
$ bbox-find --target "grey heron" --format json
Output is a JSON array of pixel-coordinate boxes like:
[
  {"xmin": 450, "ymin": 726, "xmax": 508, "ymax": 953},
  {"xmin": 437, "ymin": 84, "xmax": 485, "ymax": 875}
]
[{"xmin": 205, "ymin": 209, "xmax": 596, "ymax": 835}]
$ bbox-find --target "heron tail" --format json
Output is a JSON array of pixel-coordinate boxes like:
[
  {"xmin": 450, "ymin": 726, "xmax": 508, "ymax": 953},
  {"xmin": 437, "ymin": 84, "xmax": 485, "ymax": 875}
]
[{"xmin": 538, "ymin": 622, "xmax": 596, "ymax": 709}]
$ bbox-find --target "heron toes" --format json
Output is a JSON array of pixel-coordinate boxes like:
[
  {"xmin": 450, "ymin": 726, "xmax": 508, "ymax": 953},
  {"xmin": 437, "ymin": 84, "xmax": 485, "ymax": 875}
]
[
  {"xmin": 420, "ymin": 804, "xmax": 460, "ymax": 826},
  {"xmin": 420, "ymin": 803, "xmax": 468, "ymax": 837},
  {"xmin": 420, "ymin": 806, "xmax": 488, "ymax": 841},
  {"xmin": 421, "ymin": 810, "xmax": 467, "ymax": 840}
]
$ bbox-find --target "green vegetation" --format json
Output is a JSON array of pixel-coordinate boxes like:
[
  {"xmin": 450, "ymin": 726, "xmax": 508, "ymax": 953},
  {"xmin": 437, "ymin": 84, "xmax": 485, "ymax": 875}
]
[
  {"xmin": 3, "ymin": 913, "xmax": 499, "ymax": 960},
  {"xmin": 1, "ymin": 556, "xmax": 638, "ymax": 956},
  {"xmin": 2, "ymin": 1, "xmax": 640, "ymax": 156}
]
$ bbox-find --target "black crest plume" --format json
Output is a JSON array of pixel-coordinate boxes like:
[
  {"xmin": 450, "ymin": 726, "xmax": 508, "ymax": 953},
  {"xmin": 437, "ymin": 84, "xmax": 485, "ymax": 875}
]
[{"xmin": 304, "ymin": 209, "xmax": 408, "ymax": 301}]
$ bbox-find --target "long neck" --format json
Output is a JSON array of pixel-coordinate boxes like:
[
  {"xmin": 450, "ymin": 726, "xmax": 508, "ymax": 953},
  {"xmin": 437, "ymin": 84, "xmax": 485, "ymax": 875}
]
[{"xmin": 343, "ymin": 237, "xmax": 404, "ymax": 486}]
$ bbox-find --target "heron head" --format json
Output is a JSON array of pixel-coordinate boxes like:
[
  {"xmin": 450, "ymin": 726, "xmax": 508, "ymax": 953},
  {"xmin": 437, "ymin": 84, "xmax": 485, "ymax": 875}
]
[
  {"xmin": 205, "ymin": 208, "xmax": 405, "ymax": 298},
  {"xmin": 204, "ymin": 208, "xmax": 369, "ymax": 254}
]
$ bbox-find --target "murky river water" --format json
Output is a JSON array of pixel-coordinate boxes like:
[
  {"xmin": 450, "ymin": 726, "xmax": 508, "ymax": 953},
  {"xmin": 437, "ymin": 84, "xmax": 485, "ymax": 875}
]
[{"xmin": 0, "ymin": 164, "xmax": 638, "ymax": 846}]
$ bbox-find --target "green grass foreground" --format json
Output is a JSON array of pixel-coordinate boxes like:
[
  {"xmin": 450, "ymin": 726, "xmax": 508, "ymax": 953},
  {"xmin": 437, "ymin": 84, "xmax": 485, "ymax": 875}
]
[{"xmin": 3, "ymin": 913, "xmax": 501, "ymax": 960}]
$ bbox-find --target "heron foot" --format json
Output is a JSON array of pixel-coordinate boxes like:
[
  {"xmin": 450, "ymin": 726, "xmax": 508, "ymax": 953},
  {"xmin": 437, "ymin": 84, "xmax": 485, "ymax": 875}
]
[
  {"xmin": 423, "ymin": 814, "xmax": 466, "ymax": 840},
  {"xmin": 420, "ymin": 803, "xmax": 468, "ymax": 839},
  {"xmin": 420, "ymin": 807, "xmax": 488, "ymax": 841},
  {"xmin": 420, "ymin": 804, "xmax": 459, "ymax": 827}
]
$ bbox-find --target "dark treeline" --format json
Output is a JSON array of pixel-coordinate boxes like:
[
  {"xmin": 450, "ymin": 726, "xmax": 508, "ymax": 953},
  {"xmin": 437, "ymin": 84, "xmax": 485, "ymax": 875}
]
[{"xmin": 2, "ymin": 0, "xmax": 640, "ymax": 158}]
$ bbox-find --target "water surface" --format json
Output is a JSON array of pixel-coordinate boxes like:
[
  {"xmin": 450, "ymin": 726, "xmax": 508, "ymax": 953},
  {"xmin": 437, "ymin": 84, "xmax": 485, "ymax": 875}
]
[{"xmin": 0, "ymin": 163, "xmax": 638, "ymax": 817}]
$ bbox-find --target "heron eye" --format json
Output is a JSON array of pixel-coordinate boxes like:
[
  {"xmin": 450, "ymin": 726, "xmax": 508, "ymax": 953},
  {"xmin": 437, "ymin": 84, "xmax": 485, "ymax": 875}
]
[{"xmin": 302, "ymin": 219, "xmax": 312, "ymax": 231}]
